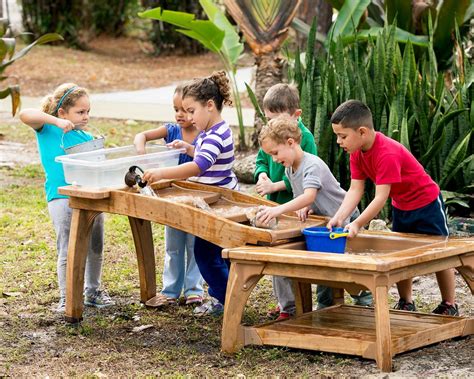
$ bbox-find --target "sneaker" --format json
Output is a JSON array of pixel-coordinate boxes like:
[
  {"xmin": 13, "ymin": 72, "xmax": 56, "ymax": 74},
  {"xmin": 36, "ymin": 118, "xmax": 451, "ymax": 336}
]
[
  {"xmin": 185, "ymin": 295, "xmax": 203, "ymax": 306},
  {"xmin": 432, "ymin": 301, "xmax": 459, "ymax": 316},
  {"xmin": 394, "ymin": 298, "xmax": 416, "ymax": 312},
  {"xmin": 84, "ymin": 289, "xmax": 115, "ymax": 308},
  {"xmin": 193, "ymin": 297, "xmax": 224, "ymax": 317},
  {"xmin": 55, "ymin": 297, "xmax": 66, "ymax": 313},
  {"xmin": 267, "ymin": 305, "xmax": 281, "ymax": 319},
  {"xmin": 166, "ymin": 297, "xmax": 178, "ymax": 306},
  {"xmin": 275, "ymin": 311, "xmax": 291, "ymax": 321}
]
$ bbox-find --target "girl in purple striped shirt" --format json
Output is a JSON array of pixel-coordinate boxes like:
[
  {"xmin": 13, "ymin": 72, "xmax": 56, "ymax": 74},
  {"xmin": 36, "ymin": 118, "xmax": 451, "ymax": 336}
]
[{"xmin": 143, "ymin": 71, "xmax": 238, "ymax": 316}]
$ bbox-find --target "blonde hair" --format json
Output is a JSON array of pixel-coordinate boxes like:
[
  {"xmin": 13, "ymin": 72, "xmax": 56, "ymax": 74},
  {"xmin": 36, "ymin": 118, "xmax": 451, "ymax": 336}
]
[
  {"xmin": 259, "ymin": 114, "xmax": 301, "ymax": 145},
  {"xmin": 182, "ymin": 71, "xmax": 232, "ymax": 111},
  {"xmin": 263, "ymin": 83, "xmax": 300, "ymax": 114},
  {"xmin": 41, "ymin": 83, "xmax": 88, "ymax": 116}
]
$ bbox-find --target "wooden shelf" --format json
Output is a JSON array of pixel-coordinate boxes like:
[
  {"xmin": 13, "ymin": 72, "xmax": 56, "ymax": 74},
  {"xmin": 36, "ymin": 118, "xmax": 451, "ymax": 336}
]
[{"xmin": 243, "ymin": 305, "xmax": 472, "ymax": 359}]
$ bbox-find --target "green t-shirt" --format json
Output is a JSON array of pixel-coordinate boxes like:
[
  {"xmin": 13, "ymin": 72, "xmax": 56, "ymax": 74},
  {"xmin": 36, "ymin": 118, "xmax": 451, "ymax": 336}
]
[{"xmin": 254, "ymin": 118, "xmax": 317, "ymax": 204}]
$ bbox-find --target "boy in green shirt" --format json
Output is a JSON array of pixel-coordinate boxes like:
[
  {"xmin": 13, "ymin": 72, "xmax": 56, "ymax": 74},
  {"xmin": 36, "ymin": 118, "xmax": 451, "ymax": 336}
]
[{"xmin": 254, "ymin": 84, "xmax": 317, "ymax": 320}]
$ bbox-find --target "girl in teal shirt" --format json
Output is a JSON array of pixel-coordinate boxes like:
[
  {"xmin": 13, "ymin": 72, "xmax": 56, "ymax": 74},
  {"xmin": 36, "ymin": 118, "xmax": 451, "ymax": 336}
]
[{"xmin": 20, "ymin": 83, "xmax": 114, "ymax": 313}]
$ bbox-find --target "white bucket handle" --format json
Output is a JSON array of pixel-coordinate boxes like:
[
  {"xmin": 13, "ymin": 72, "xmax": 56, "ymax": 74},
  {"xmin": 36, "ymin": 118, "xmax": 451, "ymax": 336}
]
[{"xmin": 60, "ymin": 125, "xmax": 105, "ymax": 151}]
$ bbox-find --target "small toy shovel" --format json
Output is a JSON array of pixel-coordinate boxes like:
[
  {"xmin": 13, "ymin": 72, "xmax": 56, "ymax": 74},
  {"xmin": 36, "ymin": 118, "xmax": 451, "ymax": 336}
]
[{"xmin": 329, "ymin": 231, "xmax": 349, "ymax": 239}]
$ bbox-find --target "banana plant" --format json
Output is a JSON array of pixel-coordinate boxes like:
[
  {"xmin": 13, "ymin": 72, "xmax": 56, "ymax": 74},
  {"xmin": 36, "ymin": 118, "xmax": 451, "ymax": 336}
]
[
  {"xmin": 225, "ymin": 0, "xmax": 302, "ymax": 147},
  {"xmin": 138, "ymin": 0, "xmax": 246, "ymax": 149},
  {"xmin": 0, "ymin": 19, "xmax": 62, "ymax": 116}
]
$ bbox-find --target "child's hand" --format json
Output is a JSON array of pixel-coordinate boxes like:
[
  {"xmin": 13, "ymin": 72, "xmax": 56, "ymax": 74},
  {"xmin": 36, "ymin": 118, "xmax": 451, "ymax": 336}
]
[
  {"xmin": 134, "ymin": 133, "xmax": 147, "ymax": 155},
  {"xmin": 326, "ymin": 216, "xmax": 342, "ymax": 231},
  {"xmin": 56, "ymin": 118, "xmax": 75, "ymax": 133},
  {"xmin": 256, "ymin": 176, "xmax": 275, "ymax": 196},
  {"xmin": 167, "ymin": 139, "xmax": 192, "ymax": 155},
  {"xmin": 142, "ymin": 169, "xmax": 162, "ymax": 184},
  {"xmin": 345, "ymin": 222, "xmax": 360, "ymax": 238},
  {"xmin": 256, "ymin": 205, "xmax": 280, "ymax": 226},
  {"xmin": 296, "ymin": 206, "xmax": 313, "ymax": 222}
]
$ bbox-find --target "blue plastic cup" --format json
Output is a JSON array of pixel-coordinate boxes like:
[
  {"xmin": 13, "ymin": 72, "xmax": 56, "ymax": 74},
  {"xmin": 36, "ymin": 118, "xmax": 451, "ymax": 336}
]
[{"xmin": 302, "ymin": 226, "xmax": 347, "ymax": 254}]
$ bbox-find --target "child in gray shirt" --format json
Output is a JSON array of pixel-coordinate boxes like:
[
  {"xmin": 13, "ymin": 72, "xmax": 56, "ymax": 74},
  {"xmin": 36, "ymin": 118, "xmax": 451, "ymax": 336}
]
[{"xmin": 256, "ymin": 114, "xmax": 371, "ymax": 309}]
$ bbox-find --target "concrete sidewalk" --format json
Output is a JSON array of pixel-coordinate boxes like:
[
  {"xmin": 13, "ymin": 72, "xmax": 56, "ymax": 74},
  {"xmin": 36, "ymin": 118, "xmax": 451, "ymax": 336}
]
[{"xmin": 1, "ymin": 67, "xmax": 256, "ymax": 126}]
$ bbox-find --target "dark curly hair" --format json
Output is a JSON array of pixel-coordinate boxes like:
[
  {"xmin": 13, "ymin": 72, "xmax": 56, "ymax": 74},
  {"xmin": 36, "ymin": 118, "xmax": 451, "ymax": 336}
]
[{"xmin": 182, "ymin": 71, "xmax": 232, "ymax": 111}]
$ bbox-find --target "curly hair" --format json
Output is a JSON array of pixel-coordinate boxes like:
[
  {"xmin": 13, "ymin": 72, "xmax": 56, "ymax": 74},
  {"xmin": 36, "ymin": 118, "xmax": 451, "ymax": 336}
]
[
  {"xmin": 41, "ymin": 83, "xmax": 88, "ymax": 116},
  {"xmin": 182, "ymin": 71, "xmax": 232, "ymax": 111},
  {"xmin": 259, "ymin": 114, "xmax": 302, "ymax": 145}
]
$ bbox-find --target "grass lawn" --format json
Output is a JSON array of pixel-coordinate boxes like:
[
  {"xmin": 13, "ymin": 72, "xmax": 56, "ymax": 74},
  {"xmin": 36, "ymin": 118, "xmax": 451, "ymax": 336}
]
[{"xmin": 0, "ymin": 119, "xmax": 472, "ymax": 377}]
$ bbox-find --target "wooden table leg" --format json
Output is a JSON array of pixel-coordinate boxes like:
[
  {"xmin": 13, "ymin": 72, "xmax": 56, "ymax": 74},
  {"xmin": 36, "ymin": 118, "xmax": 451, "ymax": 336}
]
[
  {"xmin": 294, "ymin": 282, "xmax": 312, "ymax": 316},
  {"xmin": 221, "ymin": 262, "xmax": 264, "ymax": 353},
  {"xmin": 128, "ymin": 217, "xmax": 156, "ymax": 303},
  {"xmin": 65, "ymin": 209, "xmax": 101, "ymax": 323},
  {"xmin": 374, "ymin": 284, "xmax": 392, "ymax": 372}
]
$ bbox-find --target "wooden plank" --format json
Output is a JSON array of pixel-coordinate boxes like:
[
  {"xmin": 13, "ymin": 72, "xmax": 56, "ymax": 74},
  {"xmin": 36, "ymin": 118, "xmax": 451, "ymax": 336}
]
[
  {"xmin": 258, "ymin": 321, "xmax": 377, "ymax": 342},
  {"xmin": 128, "ymin": 217, "xmax": 156, "ymax": 302},
  {"xmin": 248, "ymin": 325, "xmax": 373, "ymax": 356},
  {"xmin": 391, "ymin": 319, "xmax": 468, "ymax": 354},
  {"xmin": 374, "ymin": 286, "xmax": 392, "ymax": 372},
  {"xmin": 58, "ymin": 185, "xmax": 110, "ymax": 199},
  {"xmin": 65, "ymin": 209, "xmax": 101, "ymax": 322}
]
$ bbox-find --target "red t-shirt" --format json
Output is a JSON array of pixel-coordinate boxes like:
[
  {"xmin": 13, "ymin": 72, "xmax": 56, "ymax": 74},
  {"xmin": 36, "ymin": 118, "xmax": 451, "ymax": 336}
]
[{"xmin": 350, "ymin": 132, "xmax": 439, "ymax": 211}]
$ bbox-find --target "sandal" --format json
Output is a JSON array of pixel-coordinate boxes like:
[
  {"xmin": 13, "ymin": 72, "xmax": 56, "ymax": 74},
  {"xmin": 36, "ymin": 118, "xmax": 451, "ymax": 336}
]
[
  {"xmin": 185, "ymin": 295, "xmax": 203, "ymax": 306},
  {"xmin": 145, "ymin": 293, "xmax": 169, "ymax": 308}
]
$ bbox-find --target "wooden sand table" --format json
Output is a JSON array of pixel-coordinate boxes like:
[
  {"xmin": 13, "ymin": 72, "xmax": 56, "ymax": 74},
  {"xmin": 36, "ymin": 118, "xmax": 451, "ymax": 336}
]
[{"xmin": 59, "ymin": 180, "xmax": 473, "ymax": 372}]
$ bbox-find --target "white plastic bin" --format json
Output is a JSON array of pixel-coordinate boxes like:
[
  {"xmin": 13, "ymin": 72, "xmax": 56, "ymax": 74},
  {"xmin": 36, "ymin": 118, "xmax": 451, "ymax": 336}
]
[{"xmin": 56, "ymin": 144, "xmax": 184, "ymax": 188}]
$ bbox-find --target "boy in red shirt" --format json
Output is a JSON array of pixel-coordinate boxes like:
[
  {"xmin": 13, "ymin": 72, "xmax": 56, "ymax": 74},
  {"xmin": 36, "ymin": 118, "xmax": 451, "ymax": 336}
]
[{"xmin": 327, "ymin": 99, "xmax": 458, "ymax": 315}]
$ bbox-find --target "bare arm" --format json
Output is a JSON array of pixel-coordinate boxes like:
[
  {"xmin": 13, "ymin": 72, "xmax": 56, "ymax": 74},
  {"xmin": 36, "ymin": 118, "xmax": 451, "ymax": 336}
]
[
  {"xmin": 255, "ymin": 179, "xmax": 287, "ymax": 196},
  {"xmin": 142, "ymin": 161, "xmax": 201, "ymax": 183},
  {"xmin": 345, "ymin": 184, "xmax": 391, "ymax": 237},
  {"xmin": 19, "ymin": 109, "xmax": 74, "ymax": 132},
  {"xmin": 257, "ymin": 188, "xmax": 317, "ymax": 225},
  {"xmin": 134, "ymin": 125, "xmax": 168, "ymax": 154},
  {"xmin": 327, "ymin": 179, "xmax": 365, "ymax": 229}
]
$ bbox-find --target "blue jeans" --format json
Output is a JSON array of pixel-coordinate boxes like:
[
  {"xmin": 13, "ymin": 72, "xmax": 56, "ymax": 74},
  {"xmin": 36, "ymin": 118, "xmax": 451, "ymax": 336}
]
[
  {"xmin": 193, "ymin": 237, "xmax": 230, "ymax": 304},
  {"xmin": 161, "ymin": 226, "xmax": 203, "ymax": 299}
]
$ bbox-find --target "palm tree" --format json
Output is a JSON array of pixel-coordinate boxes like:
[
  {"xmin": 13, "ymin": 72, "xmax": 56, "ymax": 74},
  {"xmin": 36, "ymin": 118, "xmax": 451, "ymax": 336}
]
[{"xmin": 225, "ymin": 0, "xmax": 301, "ymax": 146}]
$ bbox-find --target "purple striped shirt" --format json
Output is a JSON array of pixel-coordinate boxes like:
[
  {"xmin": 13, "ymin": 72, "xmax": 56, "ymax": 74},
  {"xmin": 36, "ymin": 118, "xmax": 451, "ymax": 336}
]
[{"xmin": 190, "ymin": 120, "xmax": 239, "ymax": 189}]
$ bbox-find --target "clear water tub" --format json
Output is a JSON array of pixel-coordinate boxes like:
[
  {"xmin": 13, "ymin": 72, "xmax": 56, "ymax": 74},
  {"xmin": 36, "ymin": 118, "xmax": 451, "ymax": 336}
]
[{"xmin": 56, "ymin": 144, "xmax": 184, "ymax": 188}]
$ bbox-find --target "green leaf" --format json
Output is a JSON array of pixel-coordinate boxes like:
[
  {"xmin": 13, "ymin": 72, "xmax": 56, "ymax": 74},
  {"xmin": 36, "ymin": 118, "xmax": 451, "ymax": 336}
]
[
  {"xmin": 200, "ymin": 0, "xmax": 243, "ymax": 66},
  {"xmin": 440, "ymin": 133, "xmax": 472, "ymax": 188},
  {"xmin": 400, "ymin": 112, "xmax": 410, "ymax": 150},
  {"xmin": 420, "ymin": 129, "xmax": 445, "ymax": 166},
  {"xmin": 139, "ymin": 8, "xmax": 224, "ymax": 53},
  {"xmin": 384, "ymin": 0, "xmax": 412, "ymax": 31},
  {"xmin": 291, "ymin": 18, "xmax": 326, "ymax": 44},
  {"xmin": 2, "ymin": 33, "xmax": 63, "ymax": 70},
  {"xmin": 0, "ymin": 37, "xmax": 15, "ymax": 62},
  {"xmin": 329, "ymin": 0, "xmax": 371, "ymax": 40},
  {"xmin": 245, "ymin": 82, "xmax": 266, "ymax": 124},
  {"xmin": 433, "ymin": 0, "xmax": 470, "ymax": 66}
]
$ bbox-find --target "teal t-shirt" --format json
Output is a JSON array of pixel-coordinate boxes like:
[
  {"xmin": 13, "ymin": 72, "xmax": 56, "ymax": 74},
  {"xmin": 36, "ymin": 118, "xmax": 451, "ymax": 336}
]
[{"xmin": 36, "ymin": 123, "xmax": 93, "ymax": 202}]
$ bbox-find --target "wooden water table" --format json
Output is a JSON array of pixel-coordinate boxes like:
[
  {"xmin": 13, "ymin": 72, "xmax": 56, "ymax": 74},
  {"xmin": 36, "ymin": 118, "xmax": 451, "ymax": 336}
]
[{"xmin": 59, "ymin": 181, "xmax": 474, "ymax": 372}]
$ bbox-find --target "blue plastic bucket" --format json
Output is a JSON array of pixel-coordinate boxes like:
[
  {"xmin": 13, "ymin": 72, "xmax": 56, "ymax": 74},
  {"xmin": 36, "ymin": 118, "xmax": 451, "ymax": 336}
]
[{"xmin": 302, "ymin": 227, "xmax": 347, "ymax": 254}]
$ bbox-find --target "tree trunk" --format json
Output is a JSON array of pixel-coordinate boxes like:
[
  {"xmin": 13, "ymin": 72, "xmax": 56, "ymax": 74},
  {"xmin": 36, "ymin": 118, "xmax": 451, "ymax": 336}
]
[
  {"xmin": 296, "ymin": 0, "xmax": 332, "ymax": 50},
  {"xmin": 250, "ymin": 51, "xmax": 284, "ymax": 148}
]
